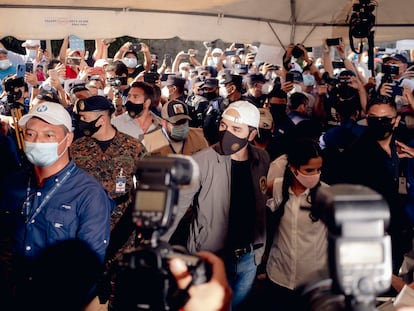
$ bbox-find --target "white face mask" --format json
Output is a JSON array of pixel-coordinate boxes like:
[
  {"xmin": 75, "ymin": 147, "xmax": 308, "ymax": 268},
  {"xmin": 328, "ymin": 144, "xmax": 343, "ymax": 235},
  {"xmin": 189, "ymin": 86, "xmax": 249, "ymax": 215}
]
[
  {"xmin": 26, "ymin": 49, "xmax": 38, "ymax": 60},
  {"xmin": 24, "ymin": 134, "xmax": 68, "ymax": 167},
  {"xmin": 219, "ymin": 86, "xmax": 228, "ymax": 98},
  {"xmin": 161, "ymin": 86, "xmax": 170, "ymax": 98},
  {"xmin": 0, "ymin": 59, "xmax": 12, "ymax": 71},
  {"xmin": 261, "ymin": 82, "xmax": 273, "ymax": 95},
  {"xmin": 123, "ymin": 57, "xmax": 137, "ymax": 68},
  {"xmin": 97, "ymin": 89, "xmax": 105, "ymax": 96},
  {"xmin": 180, "ymin": 70, "xmax": 189, "ymax": 80}
]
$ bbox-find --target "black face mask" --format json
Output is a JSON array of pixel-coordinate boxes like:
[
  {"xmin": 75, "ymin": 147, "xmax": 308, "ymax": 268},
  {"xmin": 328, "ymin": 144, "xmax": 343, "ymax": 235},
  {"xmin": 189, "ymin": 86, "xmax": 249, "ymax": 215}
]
[
  {"xmin": 269, "ymin": 104, "xmax": 287, "ymax": 120},
  {"xmin": 367, "ymin": 116, "xmax": 395, "ymax": 141},
  {"xmin": 125, "ymin": 101, "xmax": 144, "ymax": 118},
  {"xmin": 255, "ymin": 129, "xmax": 273, "ymax": 144},
  {"xmin": 219, "ymin": 130, "xmax": 249, "ymax": 155},
  {"xmin": 203, "ymin": 91, "xmax": 217, "ymax": 101},
  {"xmin": 77, "ymin": 115, "xmax": 102, "ymax": 137}
]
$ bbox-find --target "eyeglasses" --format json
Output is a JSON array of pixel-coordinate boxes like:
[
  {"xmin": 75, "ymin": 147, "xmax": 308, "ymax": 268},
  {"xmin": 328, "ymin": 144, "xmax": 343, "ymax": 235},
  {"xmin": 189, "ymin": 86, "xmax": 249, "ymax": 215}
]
[{"xmin": 367, "ymin": 115, "xmax": 397, "ymax": 124}]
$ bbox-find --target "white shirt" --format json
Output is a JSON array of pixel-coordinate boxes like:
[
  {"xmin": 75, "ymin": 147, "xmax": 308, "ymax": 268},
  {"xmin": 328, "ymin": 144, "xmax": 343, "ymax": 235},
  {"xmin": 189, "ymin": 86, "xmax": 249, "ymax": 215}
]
[{"xmin": 266, "ymin": 178, "xmax": 329, "ymax": 290}]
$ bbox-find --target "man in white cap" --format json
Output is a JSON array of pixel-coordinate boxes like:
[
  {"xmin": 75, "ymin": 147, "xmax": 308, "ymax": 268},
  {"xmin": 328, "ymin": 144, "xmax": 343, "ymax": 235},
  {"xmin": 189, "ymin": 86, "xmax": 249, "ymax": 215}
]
[
  {"xmin": 163, "ymin": 100, "xmax": 270, "ymax": 309},
  {"xmin": 0, "ymin": 101, "xmax": 113, "ymax": 309}
]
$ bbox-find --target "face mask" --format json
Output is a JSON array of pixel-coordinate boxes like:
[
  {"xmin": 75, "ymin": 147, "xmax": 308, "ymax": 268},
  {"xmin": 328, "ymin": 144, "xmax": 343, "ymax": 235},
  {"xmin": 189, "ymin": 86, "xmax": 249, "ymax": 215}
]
[
  {"xmin": 97, "ymin": 89, "xmax": 105, "ymax": 96},
  {"xmin": 255, "ymin": 129, "xmax": 273, "ymax": 144},
  {"xmin": 123, "ymin": 57, "xmax": 137, "ymax": 68},
  {"xmin": 269, "ymin": 104, "xmax": 287, "ymax": 120},
  {"xmin": 303, "ymin": 74, "xmax": 315, "ymax": 86},
  {"xmin": 24, "ymin": 134, "xmax": 68, "ymax": 167},
  {"xmin": 261, "ymin": 82, "xmax": 273, "ymax": 95},
  {"xmin": 77, "ymin": 116, "xmax": 102, "ymax": 137},
  {"xmin": 180, "ymin": 70, "xmax": 189, "ymax": 80},
  {"xmin": 294, "ymin": 169, "xmax": 321, "ymax": 189},
  {"xmin": 169, "ymin": 123, "xmax": 190, "ymax": 141},
  {"xmin": 203, "ymin": 91, "xmax": 216, "ymax": 101},
  {"xmin": 367, "ymin": 116, "xmax": 395, "ymax": 141},
  {"xmin": 125, "ymin": 101, "xmax": 144, "ymax": 118},
  {"xmin": 219, "ymin": 86, "xmax": 228, "ymax": 99},
  {"xmin": 0, "ymin": 59, "xmax": 11, "ymax": 71},
  {"xmin": 161, "ymin": 86, "xmax": 170, "ymax": 98},
  {"xmin": 26, "ymin": 49, "xmax": 38, "ymax": 60},
  {"xmin": 207, "ymin": 59, "xmax": 216, "ymax": 67},
  {"xmin": 219, "ymin": 130, "xmax": 249, "ymax": 155}
]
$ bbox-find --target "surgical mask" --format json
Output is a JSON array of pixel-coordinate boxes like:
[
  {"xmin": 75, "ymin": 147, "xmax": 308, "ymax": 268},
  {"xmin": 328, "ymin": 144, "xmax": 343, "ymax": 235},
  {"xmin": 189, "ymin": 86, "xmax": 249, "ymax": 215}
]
[
  {"xmin": 303, "ymin": 74, "xmax": 315, "ymax": 86},
  {"xmin": 180, "ymin": 70, "xmax": 189, "ymax": 80},
  {"xmin": 24, "ymin": 134, "xmax": 68, "ymax": 167},
  {"xmin": 294, "ymin": 169, "xmax": 321, "ymax": 189},
  {"xmin": 219, "ymin": 130, "xmax": 249, "ymax": 155},
  {"xmin": 0, "ymin": 59, "xmax": 11, "ymax": 71},
  {"xmin": 77, "ymin": 116, "xmax": 102, "ymax": 137},
  {"xmin": 161, "ymin": 86, "xmax": 170, "ymax": 98},
  {"xmin": 123, "ymin": 57, "xmax": 137, "ymax": 68},
  {"xmin": 213, "ymin": 57, "xmax": 220, "ymax": 64},
  {"xmin": 367, "ymin": 116, "xmax": 395, "ymax": 141},
  {"xmin": 219, "ymin": 86, "xmax": 228, "ymax": 99},
  {"xmin": 97, "ymin": 89, "xmax": 105, "ymax": 96},
  {"xmin": 125, "ymin": 101, "xmax": 144, "ymax": 118},
  {"xmin": 169, "ymin": 123, "xmax": 190, "ymax": 141},
  {"xmin": 26, "ymin": 49, "xmax": 38, "ymax": 60},
  {"xmin": 261, "ymin": 82, "xmax": 273, "ymax": 95}
]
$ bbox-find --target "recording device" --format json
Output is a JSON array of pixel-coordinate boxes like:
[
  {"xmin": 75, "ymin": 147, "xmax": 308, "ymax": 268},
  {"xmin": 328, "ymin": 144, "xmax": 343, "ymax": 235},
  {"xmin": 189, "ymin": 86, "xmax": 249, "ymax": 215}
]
[
  {"xmin": 25, "ymin": 62, "xmax": 34, "ymax": 73},
  {"xmin": 326, "ymin": 38, "xmax": 342, "ymax": 46},
  {"xmin": 234, "ymin": 63, "xmax": 249, "ymax": 74},
  {"xmin": 144, "ymin": 72, "xmax": 160, "ymax": 84},
  {"xmin": 107, "ymin": 76, "xmax": 127, "ymax": 87},
  {"xmin": 349, "ymin": 0, "xmax": 376, "ymax": 54},
  {"xmin": 382, "ymin": 64, "xmax": 399, "ymax": 77},
  {"xmin": 234, "ymin": 43, "xmax": 245, "ymax": 49},
  {"xmin": 66, "ymin": 56, "xmax": 82, "ymax": 66},
  {"xmin": 286, "ymin": 72, "xmax": 295, "ymax": 82},
  {"xmin": 112, "ymin": 156, "xmax": 211, "ymax": 311},
  {"xmin": 302, "ymin": 184, "xmax": 392, "ymax": 311},
  {"xmin": 269, "ymin": 65, "xmax": 280, "ymax": 70},
  {"xmin": 130, "ymin": 43, "xmax": 142, "ymax": 52},
  {"xmin": 40, "ymin": 40, "xmax": 47, "ymax": 51},
  {"xmin": 4, "ymin": 76, "xmax": 25, "ymax": 104},
  {"xmin": 381, "ymin": 65, "xmax": 402, "ymax": 97},
  {"xmin": 338, "ymin": 77, "xmax": 351, "ymax": 84},
  {"xmin": 16, "ymin": 64, "xmax": 26, "ymax": 78},
  {"xmin": 332, "ymin": 61, "xmax": 346, "ymax": 69},
  {"xmin": 164, "ymin": 54, "xmax": 172, "ymax": 67},
  {"xmin": 292, "ymin": 44, "xmax": 304, "ymax": 59},
  {"xmin": 224, "ymin": 50, "xmax": 237, "ymax": 57}
]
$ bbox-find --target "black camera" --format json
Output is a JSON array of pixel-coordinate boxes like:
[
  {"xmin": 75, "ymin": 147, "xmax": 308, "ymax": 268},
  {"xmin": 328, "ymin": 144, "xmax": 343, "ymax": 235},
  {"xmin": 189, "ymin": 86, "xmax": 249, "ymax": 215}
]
[
  {"xmin": 4, "ymin": 76, "xmax": 25, "ymax": 106},
  {"xmin": 349, "ymin": 0, "xmax": 376, "ymax": 39},
  {"xmin": 302, "ymin": 184, "xmax": 392, "ymax": 311},
  {"xmin": 292, "ymin": 44, "xmax": 304, "ymax": 59},
  {"xmin": 144, "ymin": 72, "xmax": 160, "ymax": 84},
  {"xmin": 382, "ymin": 64, "xmax": 399, "ymax": 77},
  {"xmin": 112, "ymin": 156, "xmax": 211, "ymax": 311},
  {"xmin": 107, "ymin": 76, "xmax": 127, "ymax": 88}
]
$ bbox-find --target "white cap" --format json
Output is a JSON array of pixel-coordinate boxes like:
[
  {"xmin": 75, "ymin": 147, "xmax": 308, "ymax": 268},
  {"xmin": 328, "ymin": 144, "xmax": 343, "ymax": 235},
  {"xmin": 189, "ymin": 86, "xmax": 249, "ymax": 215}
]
[
  {"xmin": 19, "ymin": 102, "xmax": 73, "ymax": 132},
  {"xmin": 22, "ymin": 40, "xmax": 41, "ymax": 47},
  {"xmin": 94, "ymin": 58, "xmax": 109, "ymax": 68},
  {"xmin": 211, "ymin": 48, "xmax": 223, "ymax": 56},
  {"xmin": 222, "ymin": 100, "xmax": 260, "ymax": 130}
]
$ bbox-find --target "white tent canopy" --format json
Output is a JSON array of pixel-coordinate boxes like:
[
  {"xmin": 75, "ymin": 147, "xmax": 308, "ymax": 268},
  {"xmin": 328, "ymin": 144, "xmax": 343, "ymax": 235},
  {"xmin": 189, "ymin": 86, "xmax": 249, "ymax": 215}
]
[{"xmin": 1, "ymin": 0, "xmax": 414, "ymax": 47}]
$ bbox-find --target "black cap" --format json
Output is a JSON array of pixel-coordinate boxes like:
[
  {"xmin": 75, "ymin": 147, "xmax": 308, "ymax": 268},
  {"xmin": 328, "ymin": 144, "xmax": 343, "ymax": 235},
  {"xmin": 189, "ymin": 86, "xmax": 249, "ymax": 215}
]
[
  {"xmin": 161, "ymin": 100, "xmax": 192, "ymax": 123},
  {"xmin": 383, "ymin": 53, "xmax": 408, "ymax": 64},
  {"xmin": 165, "ymin": 75, "xmax": 186, "ymax": 88},
  {"xmin": 77, "ymin": 95, "xmax": 115, "ymax": 113},
  {"xmin": 247, "ymin": 73, "xmax": 266, "ymax": 85},
  {"xmin": 201, "ymin": 78, "xmax": 218, "ymax": 89},
  {"xmin": 218, "ymin": 71, "xmax": 243, "ymax": 90}
]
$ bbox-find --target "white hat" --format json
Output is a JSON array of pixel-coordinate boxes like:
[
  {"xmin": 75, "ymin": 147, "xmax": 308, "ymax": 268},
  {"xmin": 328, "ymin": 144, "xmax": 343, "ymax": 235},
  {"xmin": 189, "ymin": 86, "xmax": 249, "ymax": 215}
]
[
  {"xmin": 22, "ymin": 40, "xmax": 41, "ymax": 47},
  {"xmin": 19, "ymin": 102, "xmax": 73, "ymax": 132},
  {"xmin": 222, "ymin": 100, "xmax": 260, "ymax": 130},
  {"xmin": 94, "ymin": 58, "xmax": 109, "ymax": 68},
  {"xmin": 211, "ymin": 48, "xmax": 223, "ymax": 56}
]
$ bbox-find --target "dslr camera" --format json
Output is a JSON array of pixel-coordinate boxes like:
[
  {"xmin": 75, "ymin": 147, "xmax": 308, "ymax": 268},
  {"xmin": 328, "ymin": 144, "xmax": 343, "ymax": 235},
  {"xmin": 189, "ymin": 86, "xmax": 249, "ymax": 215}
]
[
  {"xmin": 4, "ymin": 76, "xmax": 25, "ymax": 107},
  {"xmin": 302, "ymin": 184, "xmax": 392, "ymax": 311},
  {"xmin": 381, "ymin": 65, "xmax": 403, "ymax": 97},
  {"xmin": 112, "ymin": 156, "xmax": 211, "ymax": 311}
]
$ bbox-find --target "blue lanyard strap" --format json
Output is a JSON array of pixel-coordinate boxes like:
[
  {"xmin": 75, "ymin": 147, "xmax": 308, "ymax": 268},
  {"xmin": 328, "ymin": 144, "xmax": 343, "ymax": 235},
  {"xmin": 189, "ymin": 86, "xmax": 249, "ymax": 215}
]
[{"xmin": 23, "ymin": 166, "xmax": 76, "ymax": 223}]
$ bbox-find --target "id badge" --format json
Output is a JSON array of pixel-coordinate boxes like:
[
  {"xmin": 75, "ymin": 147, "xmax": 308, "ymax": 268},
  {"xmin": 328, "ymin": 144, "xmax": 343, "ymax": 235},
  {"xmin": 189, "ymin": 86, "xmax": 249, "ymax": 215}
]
[
  {"xmin": 399, "ymin": 176, "xmax": 408, "ymax": 195},
  {"xmin": 115, "ymin": 176, "xmax": 127, "ymax": 193}
]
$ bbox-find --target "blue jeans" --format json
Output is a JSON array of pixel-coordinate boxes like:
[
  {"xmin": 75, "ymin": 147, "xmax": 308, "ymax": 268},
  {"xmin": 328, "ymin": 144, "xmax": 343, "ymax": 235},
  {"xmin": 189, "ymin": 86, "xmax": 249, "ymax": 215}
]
[{"xmin": 225, "ymin": 252, "xmax": 257, "ymax": 307}]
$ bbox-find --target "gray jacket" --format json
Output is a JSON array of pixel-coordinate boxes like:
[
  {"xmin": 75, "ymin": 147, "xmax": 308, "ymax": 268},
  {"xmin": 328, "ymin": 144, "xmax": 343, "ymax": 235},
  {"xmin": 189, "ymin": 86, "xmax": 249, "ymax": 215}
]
[{"xmin": 164, "ymin": 143, "xmax": 270, "ymax": 264}]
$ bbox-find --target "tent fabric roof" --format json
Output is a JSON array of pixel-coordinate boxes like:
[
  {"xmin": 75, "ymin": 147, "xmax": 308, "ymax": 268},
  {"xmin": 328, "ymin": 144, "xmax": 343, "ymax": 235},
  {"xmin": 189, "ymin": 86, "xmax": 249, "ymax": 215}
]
[{"xmin": 1, "ymin": 0, "xmax": 413, "ymax": 47}]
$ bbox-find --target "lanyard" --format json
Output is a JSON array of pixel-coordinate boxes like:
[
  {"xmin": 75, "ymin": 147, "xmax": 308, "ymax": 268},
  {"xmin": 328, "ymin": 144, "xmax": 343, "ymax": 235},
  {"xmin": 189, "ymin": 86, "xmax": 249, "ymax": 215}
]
[{"xmin": 23, "ymin": 166, "xmax": 76, "ymax": 223}]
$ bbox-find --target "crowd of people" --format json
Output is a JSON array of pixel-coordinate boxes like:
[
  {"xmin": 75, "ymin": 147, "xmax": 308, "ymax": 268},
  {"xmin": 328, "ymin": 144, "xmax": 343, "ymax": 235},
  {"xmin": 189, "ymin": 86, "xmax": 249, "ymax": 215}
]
[{"xmin": 1, "ymin": 35, "xmax": 414, "ymax": 311}]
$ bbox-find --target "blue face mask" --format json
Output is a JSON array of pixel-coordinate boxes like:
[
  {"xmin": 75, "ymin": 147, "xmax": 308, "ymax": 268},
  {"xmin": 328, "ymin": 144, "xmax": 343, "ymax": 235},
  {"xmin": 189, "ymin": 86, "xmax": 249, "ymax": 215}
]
[
  {"xmin": 303, "ymin": 74, "xmax": 315, "ymax": 86},
  {"xmin": 24, "ymin": 134, "xmax": 68, "ymax": 167}
]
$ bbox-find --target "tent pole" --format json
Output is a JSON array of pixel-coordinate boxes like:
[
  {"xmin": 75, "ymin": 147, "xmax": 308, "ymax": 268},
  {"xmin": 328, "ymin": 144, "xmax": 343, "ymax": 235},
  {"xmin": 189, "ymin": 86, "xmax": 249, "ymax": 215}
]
[{"xmin": 267, "ymin": 23, "xmax": 286, "ymax": 51}]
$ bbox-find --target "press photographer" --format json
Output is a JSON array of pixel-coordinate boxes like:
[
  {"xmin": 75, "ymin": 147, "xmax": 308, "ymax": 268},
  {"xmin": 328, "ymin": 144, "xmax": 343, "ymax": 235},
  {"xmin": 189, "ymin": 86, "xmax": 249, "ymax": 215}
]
[{"xmin": 301, "ymin": 184, "xmax": 392, "ymax": 311}]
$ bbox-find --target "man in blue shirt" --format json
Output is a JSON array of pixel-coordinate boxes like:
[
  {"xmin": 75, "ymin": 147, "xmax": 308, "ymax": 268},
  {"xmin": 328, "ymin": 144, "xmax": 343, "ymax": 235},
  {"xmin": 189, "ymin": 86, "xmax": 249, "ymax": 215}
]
[{"xmin": 0, "ymin": 101, "xmax": 114, "ymax": 310}]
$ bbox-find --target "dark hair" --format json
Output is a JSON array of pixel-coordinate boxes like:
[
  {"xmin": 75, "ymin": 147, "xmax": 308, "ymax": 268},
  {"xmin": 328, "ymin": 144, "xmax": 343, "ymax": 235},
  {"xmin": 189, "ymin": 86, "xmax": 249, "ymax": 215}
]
[
  {"xmin": 278, "ymin": 138, "xmax": 323, "ymax": 222},
  {"xmin": 289, "ymin": 92, "xmax": 309, "ymax": 110},
  {"xmin": 109, "ymin": 60, "xmax": 128, "ymax": 77},
  {"xmin": 130, "ymin": 81, "xmax": 155, "ymax": 106},
  {"xmin": 366, "ymin": 95, "xmax": 397, "ymax": 112},
  {"xmin": 45, "ymin": 59, "xmax": 61, "ymax": 71}
]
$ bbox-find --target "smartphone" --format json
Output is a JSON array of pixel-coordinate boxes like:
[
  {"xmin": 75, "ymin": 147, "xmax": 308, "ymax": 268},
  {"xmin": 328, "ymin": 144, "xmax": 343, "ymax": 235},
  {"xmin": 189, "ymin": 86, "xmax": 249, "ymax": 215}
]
[
  {"xmin": 130, "ymin": 43, "xmax": 142, "ymax": 52},
  {"xmin": 234, "ymin": 43, "xmax": 245, "ymax": 49},
  {"xmin": 144, "ymin": 72, "xmax": 160, "ymax": 84},
  {"xmin": 391, "ymin": 84, "xmax": 403, "ymax": 97},
  {"xmin": 305, "ymin": 47, "xmax": 313, "ymax": 52},
  {"xmin": 40, "ymin": 40, "xmax": 47, "ymax": 51},
  {"xmin": 69, "ymin": 35, "xmax": 85, "ymax": 51},
  {"xmin": 66, "ymin": 56, "xmax": 82, "ymax": 66},
  {"xmin": 326, "ymin": 38, "xmax": 342, "ymax": 46},
  {"xmin": 164, "ymin": 54, "xmax": 172, "ymax": 67},
  {"xmin": 332, "ymin": 61, "xmax": 346, "ymax": 69},
  {"xmin": 285, "ymin": 72, "xmax": 294, "ymax": 82},
  {"xmin": 25, "ymin": 62, "xmax": 34, "ymax": 73},
  {"xmin": 49, "ymin": 68, "xmax": 58, "ymax": 80},
  {"xmin": 224, "ymin": 50, "xmax": 237, "ymax": 56},
  {"xmin": 16, "ymin": 64, "xmax": 26, "ymax": 78}
]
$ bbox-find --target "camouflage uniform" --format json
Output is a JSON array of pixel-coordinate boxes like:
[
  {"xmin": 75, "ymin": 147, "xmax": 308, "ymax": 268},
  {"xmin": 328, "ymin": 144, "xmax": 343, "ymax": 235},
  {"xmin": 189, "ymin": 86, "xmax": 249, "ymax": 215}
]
[{"xmin": 71, "ymin": 130, "xmax": 145, "ymax": 230}]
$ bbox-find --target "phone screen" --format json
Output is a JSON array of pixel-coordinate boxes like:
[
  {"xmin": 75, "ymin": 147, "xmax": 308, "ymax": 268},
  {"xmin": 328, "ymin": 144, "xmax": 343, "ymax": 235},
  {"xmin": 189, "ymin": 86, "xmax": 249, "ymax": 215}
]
[{"xmin": 16, "ymin": 64, "xmax": 26, "ymax": 78}]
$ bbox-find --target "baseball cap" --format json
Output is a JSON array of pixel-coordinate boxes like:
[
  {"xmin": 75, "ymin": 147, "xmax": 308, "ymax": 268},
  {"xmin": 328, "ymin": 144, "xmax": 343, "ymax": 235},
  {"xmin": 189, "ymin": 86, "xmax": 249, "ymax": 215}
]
[
  {"xmin": 22, "ymin": 40, "xmax": 40, "ymax": 47},
  {"xmin": 19, "ymin": 102, "xmax": 73, "ymax": 132},
  {"xmin": 201, "ymin": 78, "xmax": 218, "ymax": 89},
  {"xmin": 165, "ymin": 75, "xmax": 186, "ymax": 88},
  {"xmin": 383, "ymin": 53, "xmax": 408, "ymax": 64},
  {"xmin": 94, "ymin": 59, "xmax": 109, "ymax": 68},
  {"xmin": 247, "ymin": 73, "xmax": 266, "ymax": 86},
  {"xmin": 76, "ymin": 95, "xmax": 115, "ymax": 113},
  {"xmin": 161, "ymin": 100, "xmax": 192, "ymax": 123},
  {"xmin": 258, "ymin": 108, "xmax": 273, "ymax": 129},
  {"xmin": 222, "ymin": 100, "xmax": 260, "ymax": 130}
]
